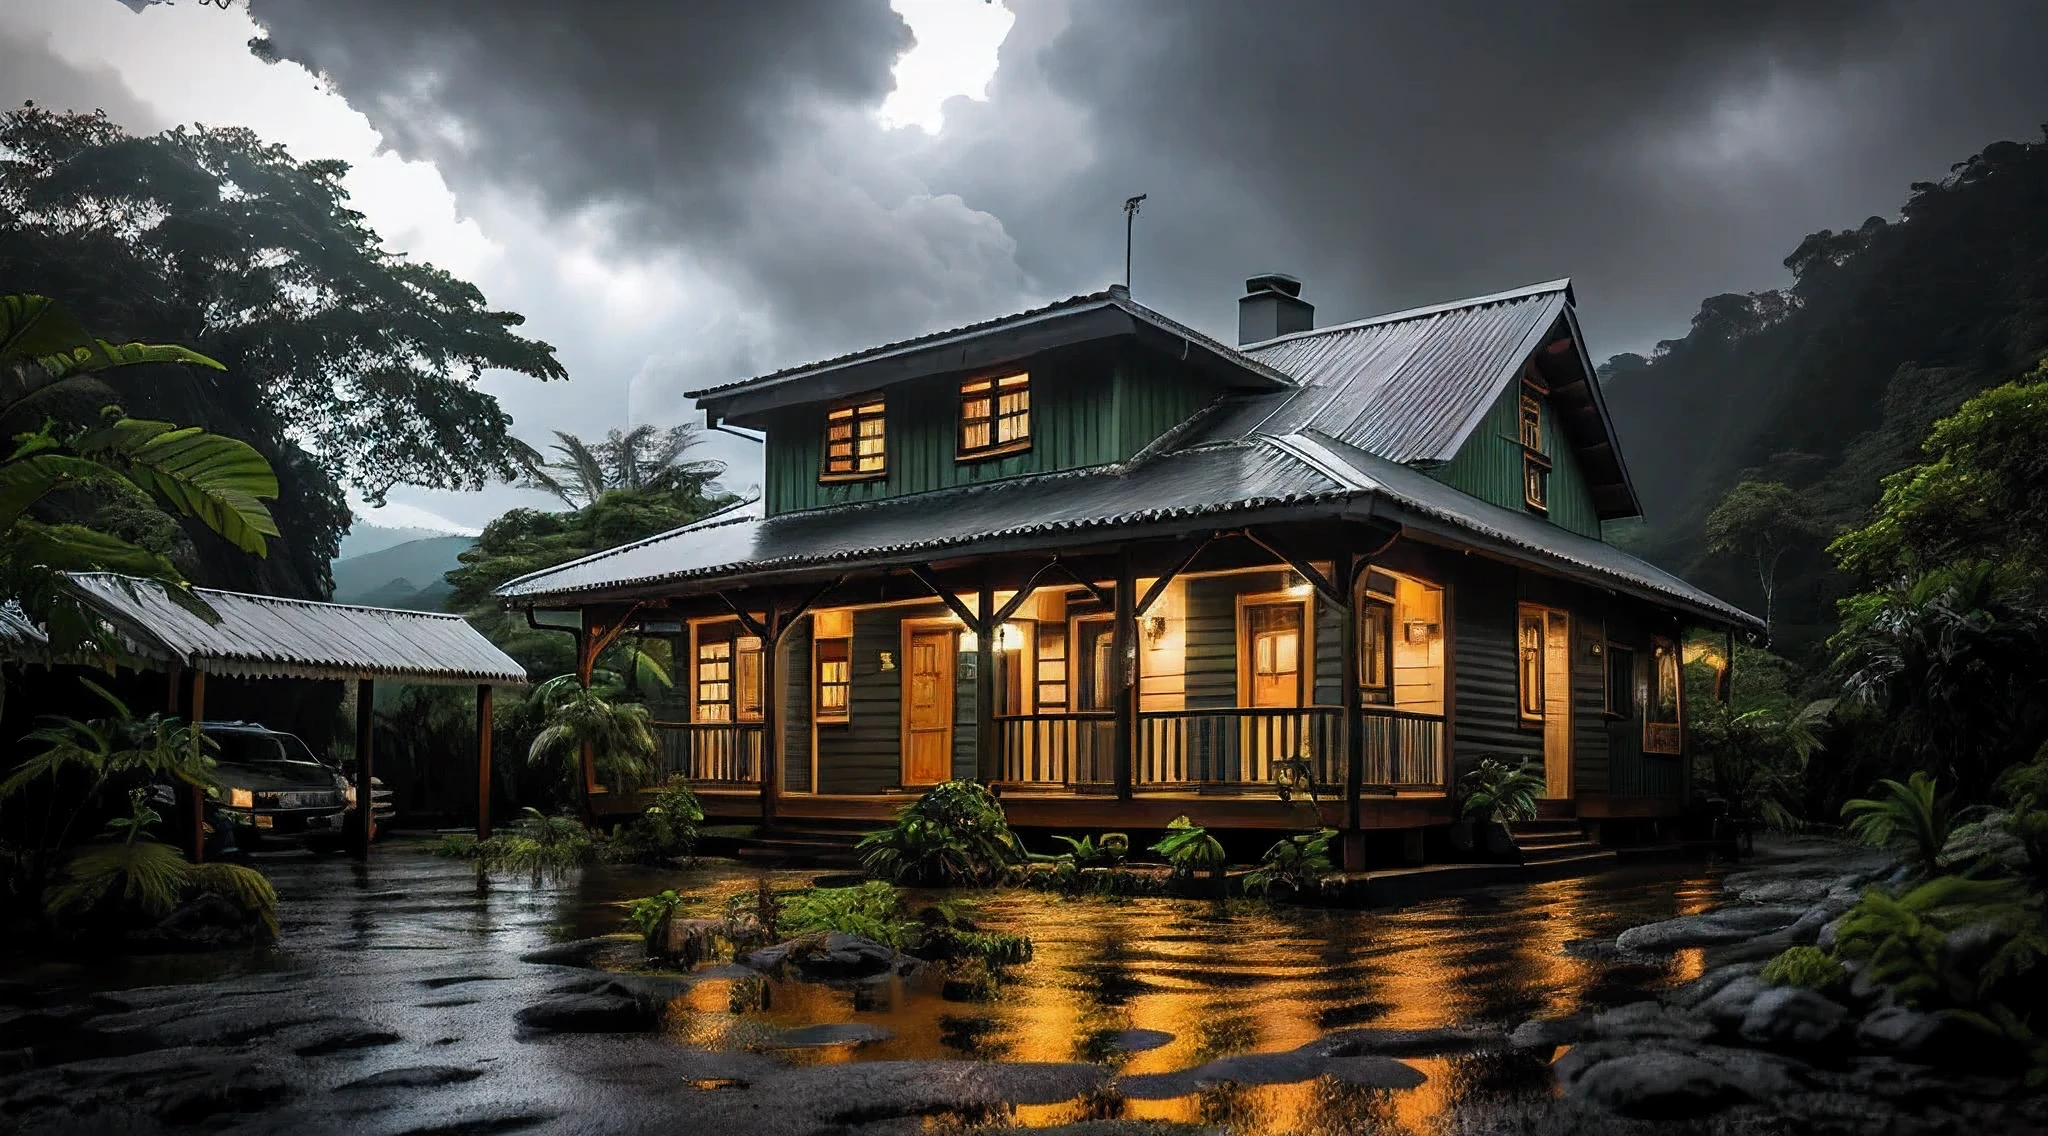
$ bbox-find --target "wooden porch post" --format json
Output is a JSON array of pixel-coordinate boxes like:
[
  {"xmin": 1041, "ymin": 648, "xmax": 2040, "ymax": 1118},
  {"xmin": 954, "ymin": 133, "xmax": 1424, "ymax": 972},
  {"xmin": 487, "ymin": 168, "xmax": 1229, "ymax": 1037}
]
[
  {"xmin": 975, "ymin": 581, "xmax": 997, "ymax": 783},
  {"xmin": 1336, "ymin": 551, "xmax": 1366, "ymax": 872},
  {"xmin": 351, "ymin": 678, "xmax": 376, "ymax": 859},
  {"xmin": 1112, "ymin": 552, "xmax": 1136, "ymax": 802},
  {"xmin": 761, "ymin": 623, "xmax": 781, "ymax": 825},
  {"xmin": 475, "ymin": 682, "xmax": 494, "ymax": 840}
]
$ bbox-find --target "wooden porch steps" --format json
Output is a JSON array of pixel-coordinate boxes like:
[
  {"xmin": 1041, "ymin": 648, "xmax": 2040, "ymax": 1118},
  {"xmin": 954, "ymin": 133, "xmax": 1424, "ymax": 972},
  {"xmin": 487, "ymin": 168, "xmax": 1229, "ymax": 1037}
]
[
  {"xmin": 1509, "ymin": 819, "xmax": 1612, "ymax": 867},
  {"xmin": 731, "ymin": 822, "xmax": 869, "ymax": 869}
]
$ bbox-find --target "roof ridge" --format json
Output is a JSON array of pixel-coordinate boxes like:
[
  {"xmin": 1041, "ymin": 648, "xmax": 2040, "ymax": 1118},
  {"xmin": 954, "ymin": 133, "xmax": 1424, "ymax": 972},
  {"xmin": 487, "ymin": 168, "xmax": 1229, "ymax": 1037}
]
[
  {"xmin": 67, "ymin": 572, "xmax": 470, "ymax": 621},
  {"xmin": 1242, "ymin": 277, "xmax": 1573, "ymax": 351},
  {"xmin": 491, "ymin": 495, "xmax": 766, "ymax": 595}
]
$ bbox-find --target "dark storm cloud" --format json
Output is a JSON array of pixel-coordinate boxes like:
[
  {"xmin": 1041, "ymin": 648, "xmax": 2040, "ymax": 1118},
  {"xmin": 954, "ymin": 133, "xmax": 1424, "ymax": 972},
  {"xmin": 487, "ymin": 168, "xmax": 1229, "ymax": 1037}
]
[{"xmin": 241, "ymin": 0, "xmax": 2048, "ymax": 378}]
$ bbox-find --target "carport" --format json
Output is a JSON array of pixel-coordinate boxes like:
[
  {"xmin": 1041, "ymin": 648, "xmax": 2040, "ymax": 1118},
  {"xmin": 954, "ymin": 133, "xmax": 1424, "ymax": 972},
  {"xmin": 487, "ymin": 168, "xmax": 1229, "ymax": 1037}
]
[{"xmin": 63, "ymin": 573, "xmax": 527, "ymax": 861}]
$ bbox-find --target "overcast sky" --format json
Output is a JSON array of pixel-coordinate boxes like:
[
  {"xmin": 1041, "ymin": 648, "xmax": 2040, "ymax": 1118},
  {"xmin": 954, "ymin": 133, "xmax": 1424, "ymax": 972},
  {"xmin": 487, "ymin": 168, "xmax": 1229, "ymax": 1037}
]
[{"xmin": 4, "ymin": 0, "xmax": 2046, "ymax": 536}]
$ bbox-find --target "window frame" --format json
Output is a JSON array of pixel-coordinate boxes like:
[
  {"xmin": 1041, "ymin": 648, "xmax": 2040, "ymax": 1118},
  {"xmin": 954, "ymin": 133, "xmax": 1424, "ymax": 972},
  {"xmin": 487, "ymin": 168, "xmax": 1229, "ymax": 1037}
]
[
  {"xmin": 1522, "ymin": 451, "xmax": 1550, "ymax": 512},
  {"xmin": 814, "ymin": 635, "xmax": 852, "ymax": 725},
  {"xmin": 1517, "ymin": 606, "xmax": 1547, "ymax": 723},
  {"xmin": 1519, "ymin": 393, "xmax": 1543, "ymax": 450},
  {"xmin": 957, "ymin": 371, "xmax": 1032, "ymax": 461},
  {"xmin": 1605, "ymin": 643, "xmax": 1636, "ymax": 719},
  {"xmin": 1645, "ymin": 634, "xmax": 1683, "ymax": 754},
  {"xmin": 820, "ymin": 395, "xmax": 888, "ymax": 483},
  {"xmin": 1357, "ymin": 595, "xmax": 1394, "ymax": 706}
]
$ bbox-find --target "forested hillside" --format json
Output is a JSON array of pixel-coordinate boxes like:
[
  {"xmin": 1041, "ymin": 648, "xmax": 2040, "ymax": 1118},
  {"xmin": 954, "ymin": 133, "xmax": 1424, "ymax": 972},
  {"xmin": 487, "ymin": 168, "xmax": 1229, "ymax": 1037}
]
[{"xmin": 1603, "ymin": 126, "xmax": 2048, "ymax": 655}]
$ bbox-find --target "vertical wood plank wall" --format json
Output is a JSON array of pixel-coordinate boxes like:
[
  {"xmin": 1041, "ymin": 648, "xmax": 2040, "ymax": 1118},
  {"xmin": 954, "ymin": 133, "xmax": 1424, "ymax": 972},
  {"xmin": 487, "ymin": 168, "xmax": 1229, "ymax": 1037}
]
[{"xmin": 1427, "ymin": 381, "xmax": 1602, "ymax": 538}]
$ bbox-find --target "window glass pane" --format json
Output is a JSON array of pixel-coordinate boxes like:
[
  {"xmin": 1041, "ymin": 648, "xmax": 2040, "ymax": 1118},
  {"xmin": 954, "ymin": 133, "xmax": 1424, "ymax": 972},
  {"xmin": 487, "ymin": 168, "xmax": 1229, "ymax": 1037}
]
[
  {"xmin": 1518, "ymin": 612, "xmax": 1545, "ymax": 718},
  {"xmin": 817, "ymin": 637, "xmax": 850, "ymax": 721},
  {"xmin": 824, "ymin": 399, "xmax": 885, "ymax": 477},
  {"xmin": 1359, "ymin": 599, "xmax": 1392, "ymax": 695},
  {"xmin": 961, "ymin": 373, "xmax": 1029, "ymax": 455}
]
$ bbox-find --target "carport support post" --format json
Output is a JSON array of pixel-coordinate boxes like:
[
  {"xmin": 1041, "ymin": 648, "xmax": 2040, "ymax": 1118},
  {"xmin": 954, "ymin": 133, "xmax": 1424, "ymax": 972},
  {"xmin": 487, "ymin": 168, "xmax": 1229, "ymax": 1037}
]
[
  {"xmin": 351, "ymin": 678, "xmax": 375, "ymax": 859},
  {"xmin": 475, "ymin": 683, "xmax": 494, "ymax": 840},
  {"xmin": 186, "ymin": 668, "xmax": 207, "ymax": 864}
]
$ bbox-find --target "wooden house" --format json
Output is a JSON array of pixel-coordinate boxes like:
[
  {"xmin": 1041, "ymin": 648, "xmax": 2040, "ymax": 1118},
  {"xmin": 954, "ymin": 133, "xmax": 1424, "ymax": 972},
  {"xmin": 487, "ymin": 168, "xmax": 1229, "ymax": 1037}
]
[{"xmin": 495, "ymin": 276, "xmax": 1760, "ymax": 863}]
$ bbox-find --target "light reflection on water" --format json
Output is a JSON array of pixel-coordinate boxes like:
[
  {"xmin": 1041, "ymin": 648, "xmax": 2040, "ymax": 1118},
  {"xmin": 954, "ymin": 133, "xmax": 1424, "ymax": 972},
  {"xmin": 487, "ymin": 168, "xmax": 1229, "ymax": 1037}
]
[{"xmin": 564, "ymin": 860, "xmax": 1725, "ymax": 1134}]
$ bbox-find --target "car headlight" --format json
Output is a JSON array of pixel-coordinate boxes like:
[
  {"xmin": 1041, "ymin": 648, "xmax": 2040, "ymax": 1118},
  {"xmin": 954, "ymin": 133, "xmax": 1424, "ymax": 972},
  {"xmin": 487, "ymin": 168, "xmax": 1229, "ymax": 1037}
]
[{"xmin": 229, "ymin": 787, "xmax": 254, "ymax": 809}]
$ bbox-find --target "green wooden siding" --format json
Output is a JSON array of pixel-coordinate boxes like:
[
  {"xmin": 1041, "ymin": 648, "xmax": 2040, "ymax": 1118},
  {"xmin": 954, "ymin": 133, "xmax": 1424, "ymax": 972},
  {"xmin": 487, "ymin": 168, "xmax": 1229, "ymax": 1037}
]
[
  {"xmin": 761, "ymin": 344, "xmax": 1224, "ymax": 515},
  {"xmin": 1427, "ymin": 382, "xmax": 1601, "ymax": 538}
]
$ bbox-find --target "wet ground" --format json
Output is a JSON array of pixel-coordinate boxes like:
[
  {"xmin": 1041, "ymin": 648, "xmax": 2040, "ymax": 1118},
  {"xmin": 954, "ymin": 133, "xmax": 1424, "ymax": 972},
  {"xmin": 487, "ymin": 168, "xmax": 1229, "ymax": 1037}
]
[{"xmin": 3, "ymin": 842, "xmax": 1728, "ymax": 1134}]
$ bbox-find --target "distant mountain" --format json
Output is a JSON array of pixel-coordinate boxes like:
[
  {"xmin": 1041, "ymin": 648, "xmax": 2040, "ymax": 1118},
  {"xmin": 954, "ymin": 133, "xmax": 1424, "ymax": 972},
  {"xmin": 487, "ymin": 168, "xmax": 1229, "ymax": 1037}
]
[
  {"xmin": 330, "ymin": 535, "xmax": 476, "ymax": 611},
  {"xmin": 338, "ymin": 524, "xmax": 462, "ymax": 560}
]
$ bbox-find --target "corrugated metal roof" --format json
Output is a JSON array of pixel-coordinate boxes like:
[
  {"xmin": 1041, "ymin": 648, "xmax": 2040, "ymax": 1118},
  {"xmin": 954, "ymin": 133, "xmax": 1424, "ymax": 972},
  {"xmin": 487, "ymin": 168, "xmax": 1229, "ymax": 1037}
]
[
  {"xmin": 497, "ymin": 444, "xmax": 1343, "ymax": 600},
  {"xmin": 1240, "ymin": 281, "xmax": 1570, "ymax": 462},
  {"xmin": 1268, "ymin": 432, "xmax": 1762, "ymax": 631},
  {"xmin": 67, "ymin": 574, "xmax": 528, "ymax": 685},
  {"xmin": 0, "ymin": 600, "xmax": 48, "ymax": 656},
  {"xmin": 684, "ymin": 287, "xmax": 1294, "ymax": 404}
]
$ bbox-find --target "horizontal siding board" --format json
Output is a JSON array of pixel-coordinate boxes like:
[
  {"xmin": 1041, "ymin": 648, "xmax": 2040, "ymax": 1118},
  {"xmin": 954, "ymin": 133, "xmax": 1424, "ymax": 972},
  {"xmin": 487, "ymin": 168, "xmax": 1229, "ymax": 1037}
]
[{"xmin": 1451, "ymin": 559, "xmax": 1541, "ymax": 781}]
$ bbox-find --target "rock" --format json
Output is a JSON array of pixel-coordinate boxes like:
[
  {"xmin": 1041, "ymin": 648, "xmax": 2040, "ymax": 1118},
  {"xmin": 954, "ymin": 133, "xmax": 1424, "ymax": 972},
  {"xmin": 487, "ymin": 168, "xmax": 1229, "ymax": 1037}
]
[
  {"xmin": 1668, "ymin": 963, "xmax": 1761, "ymax": 1010},
  {"xmin": 757, "ymin": 1023, "xmax": 895, "ymax": 1050},
  {"xmin": 592, "ymin": 973, "xmax": 688, "ymax": 1005},
  {"xmin": 519, "ymin": 936, "xmax": 616, "ymax": 966},
  {"xmin": 1563, "ymin": 1050, "xmax": 1762, "ymax": 1119},
  {"xmin": 1584, "ymin": 1001, "xmax": 1714, "ymax": 1043},
  {"xmin": 1737, "ymin": 986, "xmax": 1851, "ymax": 1050},
  {"xmin": 1508, "ymin": 1016, "xmax": 1587, "ymax": 1051},
  {"xmin": 1695, "ymin": 975, "xmax": 1769, "ymax": 1031},
  {"xmin": 127, "ymin": 893, "xmax": 263, "ymax": 952},
  {"xmin": 514, "ymin": 993, "xmax": 661, "ymax": 1033},
  {"xmin": 1614, "ymin": 905, "xmax": 1807, "ymax": 953},
  {"xmin": 1299, "ymin": 1025, "xmax": 1504, "ymax": 1057},
  {"xmin": 336, "ymin": 1065, "xmax": 486, "ymax": 1090},
  {"xmin": 286, "ymin": 1021, "xmax": 402, "ymax": 1056},
  {"xmin": 1083, "ymin": 1028, "xmax": 1174, "ymax": 1057},
  {"xmin": 744, "ymin": 933, "xmax": 916, "ymax": 981},
  {"xmin": 1816, "ymin": 914, "xmax": 1846, "ymax": 952},
  {"xmin": 1320, "ymin": 1056, "xmax": 1430, "ymax": 1089},
  {"xmin": 1857, "ymin": 1006, "xmax": 2011, "ymax": 1072},
  {"xmin": 1785, "ymin": 894, "xmax": 1857, "ymax": 945}
]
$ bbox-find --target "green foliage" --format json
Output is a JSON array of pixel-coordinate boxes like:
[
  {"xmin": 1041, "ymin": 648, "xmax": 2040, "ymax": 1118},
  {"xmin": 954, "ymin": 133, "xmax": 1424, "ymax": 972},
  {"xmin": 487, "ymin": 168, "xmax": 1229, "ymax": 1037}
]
[
  {"xmin": 1704, "ymin": 479, "xmax": 1825, "ymax": 633},
  {"xmin": 857, "ymin": 780, "xmax": 1022, "ymax": 887},
  {"xmin": 439, "ymin": 807, "xmax": 595, "ymax": 884},
  {"xmin": 1027, "ymin": 832, "xmax": 1142, "ymax": 895},
  {"xmin": 1831, "ymin": 362, "xmax": 2048, "ymax": 582},
  {"xmin": 44, "ymin": 839, "xmax": 189, "ymax": 922},
  {"xmin": 1243, "ymin": 828, "xmax": 1337, "ymax": 900},
  {"xmin": 606, "ymin": 779, "xmax": 704, "ymax": 866},
  {"xmin": 1690, "ymin": 675, "xmax": 1835, "ymax": 847},
  {"xmin": 1050, "ymin": 832, "xmax": 1129, "ymax": 867},
  {"xmin": 1149, "ymin": 815, "xmax": 1227, "ymax": 879},
  {"xmin": 523, "ymin": 426, "xmax": 723, "ymax": 510},
  {"xmin": 0, "ymin": 294, "xmax": 280, "ymax": 650},
  {"xmin": 1843, "ymin": 772, "xmax": 1954, "ymax": 874},
  {"xmin": 1833, "ymin": 875, "xmax": 2046, "ymax": 1011},
  {"xmin": 625, "ymin": 888, "xmax": 687, "ymax": 955},
  {"xmin": 185, "ymin": 861, "xmax": 279, "ymax": 937},
  {"xmin": 0, "ymin": 108, "xmax": 566, "ymax": 558},
  {"xmin": 448, "ymin": 488, "xmax": 733, "ymax": 617},
  {"xmin": 1760, "ymin": 945, "xmax": 1845, "ymax": 991},
  {"xmin": 778, "ymin": 880, "xmax": 919, "ymax": 949},
  {"xmin": 1455, "ymin": 758, "xmax": 1542, "ymax": 824},
  {"xmin": 1830, "ymin": 561, "xmax": 2048, "ymax": 801},
  {"xmin": 525, "ymin": 674, "xmax": 659, "ymax": 794}
]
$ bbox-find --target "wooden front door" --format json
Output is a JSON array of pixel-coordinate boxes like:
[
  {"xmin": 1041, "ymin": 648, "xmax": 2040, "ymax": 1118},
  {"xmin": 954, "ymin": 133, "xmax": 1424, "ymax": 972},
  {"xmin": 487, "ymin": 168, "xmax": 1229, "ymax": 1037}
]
[
  {"xmin": 902, "ymin": 627, "xmax": 955, "ymax": 786},
  {"xmin": 1244, "ymin": 601, "xmax": 1306, "ymax": 708},
  {"xmin": 1542, "ymin": 609, "xmax": 1572, "ymax": 798}
]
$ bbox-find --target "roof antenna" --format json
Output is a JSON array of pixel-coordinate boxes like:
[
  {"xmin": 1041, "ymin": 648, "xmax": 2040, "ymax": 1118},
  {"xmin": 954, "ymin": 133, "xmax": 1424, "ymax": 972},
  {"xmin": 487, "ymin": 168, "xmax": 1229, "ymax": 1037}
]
[{"xmin": 1123, "ymin": 194, "xmax": 1147, "ymax": 291}]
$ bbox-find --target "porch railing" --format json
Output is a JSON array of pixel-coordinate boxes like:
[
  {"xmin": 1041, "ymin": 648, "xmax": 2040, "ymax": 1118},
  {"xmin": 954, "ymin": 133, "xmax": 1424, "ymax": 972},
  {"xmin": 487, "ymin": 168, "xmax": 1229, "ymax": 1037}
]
[
  {"xmin": 993, "ymin": 706, "xmax": 1446, "ymax": 793},
  {"xmin": 993, "ymin": 712, "xmax": 1116, "ymax": 787},
  {"xmin": 654, "ymin": 721, "xmax": 763, "ymax": 783}
]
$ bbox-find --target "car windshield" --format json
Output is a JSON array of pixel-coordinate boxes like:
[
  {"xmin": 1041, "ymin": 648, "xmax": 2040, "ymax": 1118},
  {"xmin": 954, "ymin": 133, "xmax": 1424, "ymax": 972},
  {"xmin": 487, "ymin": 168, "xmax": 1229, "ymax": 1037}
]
[{"xmin": 208, "ymin": 730, "xmax": 325, "ymax": 766}]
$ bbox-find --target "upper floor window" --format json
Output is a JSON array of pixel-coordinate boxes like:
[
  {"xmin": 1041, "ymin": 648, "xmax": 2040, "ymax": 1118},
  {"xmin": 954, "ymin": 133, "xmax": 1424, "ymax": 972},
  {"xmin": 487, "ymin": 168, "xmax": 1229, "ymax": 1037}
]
[
  {"xmin": 1519, "ymin": 394, "xmax": 1543, "ymax": 449},
  {"xmin": 959, "ymin": 372, "xmax": 1030, "ymax": 459},
  {"xmin": 1518, "ymin": 386, "xmax": 1548, "ymax": 513},
  {"xmin": 822, "ymin": 397, "xmax": 887, "ymax": 481}
]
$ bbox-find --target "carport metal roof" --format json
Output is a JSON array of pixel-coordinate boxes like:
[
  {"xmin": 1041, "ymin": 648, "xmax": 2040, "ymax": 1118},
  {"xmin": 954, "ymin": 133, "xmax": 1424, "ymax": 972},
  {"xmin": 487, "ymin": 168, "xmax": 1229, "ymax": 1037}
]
[{"xmin": 63, "ymin": 573, "xmax": 528, "ymax": 686}]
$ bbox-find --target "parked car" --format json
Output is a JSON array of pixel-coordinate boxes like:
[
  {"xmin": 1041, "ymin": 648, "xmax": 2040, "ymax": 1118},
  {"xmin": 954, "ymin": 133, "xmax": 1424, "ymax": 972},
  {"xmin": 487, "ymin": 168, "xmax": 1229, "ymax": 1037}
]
[{"xmin": 182, "ymin": 721, "xmax": 395, "ymax": 852}]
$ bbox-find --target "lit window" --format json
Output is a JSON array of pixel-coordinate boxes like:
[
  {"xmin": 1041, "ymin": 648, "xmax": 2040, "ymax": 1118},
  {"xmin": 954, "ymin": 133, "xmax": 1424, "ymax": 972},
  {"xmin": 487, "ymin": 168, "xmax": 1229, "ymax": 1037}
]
[
  {"xmin": 1358, "ymin": 598, "xmax": 1393, "ymax": 704},
  {"xmin": 1519, "ymin": 395, "xmax": 1542, "ymax": 450},
  {"xmin": 1517, "ymin": 609, "xmax": 1545, "ymax": 721},
  {"xmin": 695, "ymin": 638, "xmax": 732, "ymax": 722},
  {"xmin": 959, "ymin": 372, "xmax": 1030, "ymax": 458},
  {"xmin": 1646, "ymin": 635, "xmax": 1682, "ymax": 753},
  {"xmin": 696, "ymin": 629, "xmax": 763, "ymax": 722},
  {"xmin": 816, "ymin": 637, "xmax": 851, "ymax": 723},
  {"xmin": 823, "ymin": 398, "xmax": 886, "ymax": 480},
  {"xmin": 1523, "ymin": 452, "xmax": 1549, "ymax": 512},
  {"xmin": 734, "ymin": 636, "xmax": 763, "ymax": 720}
]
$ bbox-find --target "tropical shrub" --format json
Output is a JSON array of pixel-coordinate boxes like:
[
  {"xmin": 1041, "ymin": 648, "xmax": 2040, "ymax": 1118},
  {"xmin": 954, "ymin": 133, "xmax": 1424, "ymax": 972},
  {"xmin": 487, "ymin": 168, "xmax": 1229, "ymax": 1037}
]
[
  {"xmin": 526, "ymin": 675, "xmax": 659, "ymax": 802},
  {"xmin": 437, "ymin": 807, "xmax": 595, "ymax": 883},
  {"xmin": 1833, "ymin": 875, "xmax": 2045, "ymax": 1012},
  {"xmin": 857, "ymin": 780, "xmax": 1022, "ymax": 886},
  {"xmin": 607, "ymin": 780, "xmax": 704, "ymax": 865},
  {"xmin": 1760, "ymin": 945, "xmax": 1845, "ymax": 991},
  {"xmin": 1150, "ymin": 815, "xmax": 1227, "ymax": 881},
  {"xmin": 1243, "ymin": 828, "xmax": 1337, "ymax": 900},
  {"xmin": 779, "ymin": 880, "xmax": 920, "ymax": 949},
  {"xmin": 1843, "ymin": 772, "xmax": 1953, "ymax": 874},
  {"xmin": 625, "ymin": 889, "xmax": 688, "ymax": 958},
  {"xmin": 41, "ymin": 790, "xmax": 277, "ymax": 938},
  {"xmin": 1456, "ymin": 758, "xmax": 1542, "ymax": 824}
]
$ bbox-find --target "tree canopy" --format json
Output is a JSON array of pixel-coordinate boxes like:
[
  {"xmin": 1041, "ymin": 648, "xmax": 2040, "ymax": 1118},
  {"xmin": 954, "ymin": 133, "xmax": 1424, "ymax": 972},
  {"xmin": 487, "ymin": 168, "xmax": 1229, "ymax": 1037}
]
[
  {"xmin": 525, "ymin": 425, "xmax": 722, "ymax": 509},
  {"xmin": 0, "ymin": 107, "xmax": 564, "ymax": 597}
]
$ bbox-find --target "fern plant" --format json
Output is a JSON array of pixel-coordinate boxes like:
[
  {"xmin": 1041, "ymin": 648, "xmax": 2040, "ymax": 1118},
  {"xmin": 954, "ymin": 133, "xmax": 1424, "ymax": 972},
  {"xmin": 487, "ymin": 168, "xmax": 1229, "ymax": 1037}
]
[
  {"xmin": 1243, "ymin": 828, "xmax": 1337, "ymax": 900},
  {"xmin": 1456, "ymin": 758, "xmax": 1542, "ymax": 824},
  {"xmin": 1760, "ymin": 945, "xmax": 1845, "ymax": 991},
  {"xmin": 1843, "ymin": 772, "xmax": 1953, "ymax": 873},
  {"xmin": 1833, "ymin": 875, "xmax": 2044, "ymax": 1009}
]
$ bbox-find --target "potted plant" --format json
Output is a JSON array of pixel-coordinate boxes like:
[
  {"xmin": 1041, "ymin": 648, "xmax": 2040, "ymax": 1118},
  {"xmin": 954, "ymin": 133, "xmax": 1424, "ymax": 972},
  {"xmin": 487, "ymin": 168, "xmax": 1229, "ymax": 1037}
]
[{"xmin": 1451, "ymin": 758, "xmax": 1542, "ymax": 860}]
